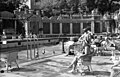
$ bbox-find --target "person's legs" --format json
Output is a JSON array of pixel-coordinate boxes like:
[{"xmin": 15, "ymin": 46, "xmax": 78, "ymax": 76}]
[
  {"xmin": 68, "ymin": 56, "xmax": 78, "ymax": 68},
  {"xmin": 68, "ymin": 56, "xmax": 79, "ymax": 72},
  {"xmin": 72, "ymin": 58, "xmax": 78, "ymax": 71}
]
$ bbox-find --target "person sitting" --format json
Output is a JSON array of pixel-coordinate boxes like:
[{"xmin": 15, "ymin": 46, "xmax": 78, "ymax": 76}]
[
  {"xmin": 91, "ymin": 35, "xmax": 105, "ymax": 56},
  {"xmin": 68, "ymin": 29, "xmax": 92, "ymax": 73},
  {"xmin": 99, "ymin": 35, "xmax": 104, "ymax": 43},
  {"xmin": 66, "ymin": 37, "xmax": 76, "ymax": 56},
  {"xmin": 101, "ymin": 37, "xmax": 115, "ymax": 49}
]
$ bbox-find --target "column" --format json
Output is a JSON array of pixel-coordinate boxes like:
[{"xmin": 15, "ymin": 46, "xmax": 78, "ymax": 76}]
[
  {"xmin": 91, "ymin": 21, "xmax": 95, "ymax": 33},
  {"xmin": 70, "ymin": 23, "xmax": 73, "ymax": 35},
  {"xmin": 50, "ymin": 23, "xmax": 52, "ymax": 34},
  {"xmin": 14, "ymin": 20, "xmax": 17, "ymax": 35},
  {"xmin": 60, "ymin": 23, "xmax": 62, "ymax": 34},
  {"xmin": 39, "ymin": 17, "xmax": 43, "ymax": 37},
  {"xmin": 91, "ymin": 14, "xmax": 95, "ymax": 33},
  {"xmin": 25, "ymin": 20, "xmax": 29, "ymax": 38},
  {"xmin": 106, "ymin": 21, "xmax": 110, "ymax": 33},
  {"xmin": 14, "ymin": 10, "xmax": 17, "ymax": 36},
  {"xmin": 81, "ymin": 22, "xmax": 83, "ymax": 34}
]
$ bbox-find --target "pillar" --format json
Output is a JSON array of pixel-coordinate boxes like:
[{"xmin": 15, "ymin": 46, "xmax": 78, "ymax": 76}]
[
  {"xmin": 14, "ymin": 10, "xmax": 17, "ymax": 35},
  {"xmin": 38, "ymin": 15, "xmax": 43, "ymax": 37},
  {"xmin": 106, "ymin": 20, "xmax": 110, "ymax": 33},
  {"xmin": 25, "ymin": 20, "xmax": 29, "ymax": 38},
  {"xmin": 50, "ymin": 23, "xmax": 52, "ymax": 34},
  {"xmin": 70, "ymin": 23, "xmax": 73, "ymax": 35},
  {"xmin": 60, "ymin": 23, "xmax": 62, "ymax": 35},
  {"xmin": 14, "ymin": 20, "xmax": 17, "ymax": 35},
  {"xmin": 91, "ymin": 13, "xmax": 95, "ymax": 33},
  {"xmin": 91, "ymin": 20, "xmax": 95, "ymax": 33},
  {"xmin": 81, "ymin": 22, "xmax": 83, "ymax": 34}
]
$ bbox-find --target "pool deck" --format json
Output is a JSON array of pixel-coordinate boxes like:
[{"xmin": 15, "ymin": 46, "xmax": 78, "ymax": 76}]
[
  {"xmin": 1, "ymin": 40, "xmax": 119, "ymax": 77},
  {"xmin": 0, "ymin": 54, "xmax": 113, "ymax": 77}
]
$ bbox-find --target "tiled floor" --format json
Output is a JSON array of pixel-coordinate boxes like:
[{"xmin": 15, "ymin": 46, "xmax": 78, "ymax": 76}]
[{"xmin": 0, "ymin": 55, "xmax": 112, "ymax": 77}]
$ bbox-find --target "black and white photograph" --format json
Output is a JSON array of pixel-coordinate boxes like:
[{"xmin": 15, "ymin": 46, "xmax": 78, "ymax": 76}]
[{"xmin": 0, "ymin": 0, "xmax": 120, "ymax": 77}]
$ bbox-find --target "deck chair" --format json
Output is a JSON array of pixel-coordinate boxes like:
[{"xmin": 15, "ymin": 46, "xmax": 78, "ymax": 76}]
[
  {"xmin": 78, "ymin": 55, "xmax": 92, "ymax": 72},
  {"xmin": 77, "ymin": 51, "xmax": 95, "ymax": 73},
  {"xmin": 68, "ymin": 41, "xmax": 84, "ymax": 56},
  {"xmin": 0, "ymin": 51, "xmax": 19, "ymax": 72}
]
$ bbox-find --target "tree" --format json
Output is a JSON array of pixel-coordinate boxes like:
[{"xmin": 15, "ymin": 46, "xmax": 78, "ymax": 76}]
[
  {"xmin": 0, "ymin": 0, "xmax": 22, "ymax": 13},
  {"xmin": 80, "ymin": 0, "xmax": 120, "ymax": 15},
  {"xmin": 108, "ymin": 0, "xmax": 120, "ymax": 13},
  {"xmin": 96, "ymin": 0, "xmax": 109, "ymax": 14},
  {"xmin": 0, "ymin": 0, "xmax": 27, "ymax": 35},
  {"xmin": 0, "ymin": 2, "xmax": 8, "ymax": 12},
  {"xmin": 59, "ymin": 0, "xmax": 69, "ymax": 10},
  {"xmin": 86, "ymin": 0, "xmax": 96, "ymax": 12},
  {"xmin": 70, "ymin": 0, "xmax": 80, "ymax": 13}
]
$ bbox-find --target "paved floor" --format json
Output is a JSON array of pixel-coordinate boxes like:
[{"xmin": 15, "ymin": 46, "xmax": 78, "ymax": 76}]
[
  {"xmin": 0, "ymin": 54, "xmax": 113, "ymax": 77},
  {"xmin": 1, "ymin": 41, "xmax": 119, "ymax": 77}
]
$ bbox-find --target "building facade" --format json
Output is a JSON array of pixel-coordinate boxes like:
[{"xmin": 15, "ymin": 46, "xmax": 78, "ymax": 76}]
[
  {"xmin": 18, "ymin": 0, "xmax": 116, "ymax": 38},
  {"xmin": 41, "ymin": 14, "xmax": 109, "ymax": 37}
]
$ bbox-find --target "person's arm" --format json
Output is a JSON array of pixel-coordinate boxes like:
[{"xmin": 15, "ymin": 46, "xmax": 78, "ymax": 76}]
[{"xmin": 80, "ymin": 46, "xmax": 88, "ymax": 57}]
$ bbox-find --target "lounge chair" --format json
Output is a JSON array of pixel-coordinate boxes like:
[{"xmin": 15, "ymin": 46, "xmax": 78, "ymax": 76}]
[{"xmin": 77, "ymin": 51, "xmax": 95, "ymax": 74}]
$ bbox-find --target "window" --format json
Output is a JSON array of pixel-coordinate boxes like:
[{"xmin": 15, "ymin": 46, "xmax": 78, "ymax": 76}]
[
  {"xmin": 62, "ymin": 23, "xmax": 70, "ymax": 34},
  {"xmin": 73, "ymin": 23, "xmax": 81, "ymax": 34},
  {"xmin": 52, "ymin": 23, "xmax": 60, "ymax": 34},
  {"xmin": 43, "ymin": 23, "xmax": 50, "ymax": 34}
]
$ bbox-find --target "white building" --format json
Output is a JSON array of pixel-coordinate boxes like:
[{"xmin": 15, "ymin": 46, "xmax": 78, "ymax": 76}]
[{"xmin": 22, "ymin": 0, "xmax": 58, "ymax": 10}]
